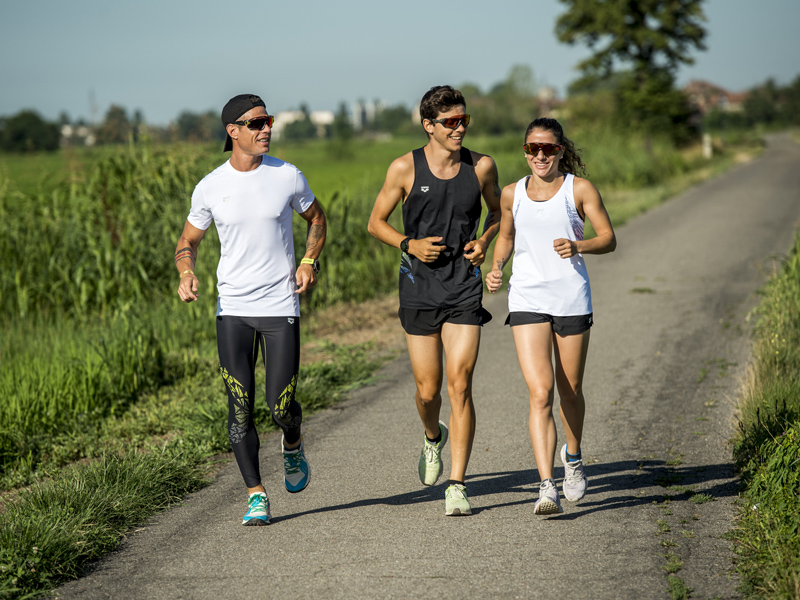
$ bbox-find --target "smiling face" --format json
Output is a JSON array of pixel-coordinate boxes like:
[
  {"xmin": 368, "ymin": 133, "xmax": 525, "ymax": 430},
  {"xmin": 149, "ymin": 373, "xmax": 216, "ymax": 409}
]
[
  {"xmin": 227, "ymin": 106, "xmax": 271, "ymax": 157},
  {"xmin": 424, "ymin": 104, "xmax": 468, "ymax": 153},
  {"xmin": 524, "ymin": 128, "xmax": 563, "ymax": 179}
]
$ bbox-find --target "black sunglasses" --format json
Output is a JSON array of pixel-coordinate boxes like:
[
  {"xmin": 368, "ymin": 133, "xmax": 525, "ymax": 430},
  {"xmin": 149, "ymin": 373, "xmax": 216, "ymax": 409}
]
[
  {"xmin": 523, "ymin": 142, "xmax": 563, "ymax": 157},
  {"xmin": 429, "ymin": 114, "xmax": 471, "ymax": 129},
  {"xmin": 234, "ymin": 115, "xmax": 275, "ymax": 130}
]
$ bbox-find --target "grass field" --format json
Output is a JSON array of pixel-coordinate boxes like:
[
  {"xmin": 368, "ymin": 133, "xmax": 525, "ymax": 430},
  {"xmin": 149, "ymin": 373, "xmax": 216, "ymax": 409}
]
[
  {"xmin": 732, "ymin": 235, "xmax": 800, "ymax": 599},
  {"xmin": 0, "ymin": 128, "xmax": 768, "ymax": 598}
]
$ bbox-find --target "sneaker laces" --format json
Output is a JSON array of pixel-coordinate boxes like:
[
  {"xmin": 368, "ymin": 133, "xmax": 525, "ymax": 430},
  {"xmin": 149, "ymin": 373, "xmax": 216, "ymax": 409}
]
[
  {"xmin": 564, "ymin": 459, "xmax": 585, "ymax": 485},
  {"xmin": 248, "ymin": 494, "xmax": 267, "ymax": 511},
  {"xmin": 446, "ymin": 485, "xmax": 466, "ymax": 501},
  {"xmin": 422, "ymin": 439, "xmax": 442, "ymax": 463},
  {"xmin": 283, "ymin": 449, "xmax": 303, "ymax": 474}
]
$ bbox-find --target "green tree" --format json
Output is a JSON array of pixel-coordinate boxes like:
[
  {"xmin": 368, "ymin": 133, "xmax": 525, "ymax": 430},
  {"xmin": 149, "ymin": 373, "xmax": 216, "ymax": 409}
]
[
  {"xmin": 174, "ymin": 110, "xmax": 224, "ymax": 142},
  {"xmin": 0, "ymin": 110, "xmax": 60, "ymax": 152},
  {"xmin": 96, "ymin": 104, "xmax": 131, "ymax": 145},
  {"xmin": 283, "ymin": 104, "xmax": 317, "ymax": 141},
  {"xmin": 557, "ymin": 0, "xmax": 706, "ymax": 143},
  {"xmin": 464, "ymin": 65, "xmax": 540, "ymax": 136}
]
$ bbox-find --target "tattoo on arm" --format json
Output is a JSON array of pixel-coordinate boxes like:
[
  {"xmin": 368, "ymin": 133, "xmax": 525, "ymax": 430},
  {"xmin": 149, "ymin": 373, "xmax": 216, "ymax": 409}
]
[
  {"xmin": 174, "ymin": 246, "xmax": 195, "ymax": 265},
  {"xmin": 305, "ymin": 223, "xmax": 324, "ymax": 253},
  {"xmin": 495, "ymin": 257, "xmax": 508, "ymax": 270}
]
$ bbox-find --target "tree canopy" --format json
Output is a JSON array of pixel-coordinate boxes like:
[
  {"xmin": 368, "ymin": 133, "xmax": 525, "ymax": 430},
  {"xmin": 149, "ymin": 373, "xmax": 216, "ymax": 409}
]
[{"xmin": 557, "ymin": 0, "xmax": 706, "ymax": 143}]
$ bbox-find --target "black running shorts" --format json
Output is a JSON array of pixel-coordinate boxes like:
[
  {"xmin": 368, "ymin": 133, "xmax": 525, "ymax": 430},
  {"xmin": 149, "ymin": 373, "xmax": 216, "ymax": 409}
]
[
  {"xmin": 505, "ymin": 312, "xmax": 593, "ymax": 336},
  {"xmin": 399, "ymin": 301, "xmax": 492, "ymax": 336}
]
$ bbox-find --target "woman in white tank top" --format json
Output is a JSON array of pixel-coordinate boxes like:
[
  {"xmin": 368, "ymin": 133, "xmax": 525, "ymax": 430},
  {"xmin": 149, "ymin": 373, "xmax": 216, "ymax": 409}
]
[{"xmin": 486, "ymin": 118, "xmax": 616, "ymax": 515}]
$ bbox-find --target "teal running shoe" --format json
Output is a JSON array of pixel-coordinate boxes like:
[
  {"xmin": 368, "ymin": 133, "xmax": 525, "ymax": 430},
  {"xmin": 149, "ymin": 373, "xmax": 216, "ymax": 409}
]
[
  {"xmin": 242, "ymin": 492, "xmax": 271, "ymax": 526},
  {"xmin": 282, "ymin": 435, "xmax": 310, "ymax": 493},
  {"xmin": 418, "ymin": 421, "xmax": 448, "ymax": 486},
  {"xmin": 445, "ymin": 483, "xmax": 472, "ymax": 516}
]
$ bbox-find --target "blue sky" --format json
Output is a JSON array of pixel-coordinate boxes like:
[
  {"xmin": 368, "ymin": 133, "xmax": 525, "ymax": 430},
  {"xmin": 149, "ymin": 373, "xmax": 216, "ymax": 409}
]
[{"xmin": 1, "ymin": 0, "xmax": 798, "ymax": 125}]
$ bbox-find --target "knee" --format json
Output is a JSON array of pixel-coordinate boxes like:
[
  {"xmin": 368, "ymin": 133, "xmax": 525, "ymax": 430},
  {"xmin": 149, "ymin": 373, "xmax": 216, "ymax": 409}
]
[
  {"xmin": 416, "ymin": 388, "xmax": 441, "ymax": 407},
  {"xmin": 273, "ymin": 399, "xmax": 302, "ymax": 431},
  {"xmin": 528, "ymin": 386, "xmax": 553, "ymax": 410},
  {"xmin": 447, "ymin": 377, "xmax": 472, "ymax": 403}
]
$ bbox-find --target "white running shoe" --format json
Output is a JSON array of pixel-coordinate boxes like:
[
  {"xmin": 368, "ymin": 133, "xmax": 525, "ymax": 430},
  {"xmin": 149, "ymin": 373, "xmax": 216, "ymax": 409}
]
[
  {"xmin": 533, "ymin": 478, "xmax": 563, "ymax": 515},
  {"xmin": 560, "ymin": 444, "xmax": 588, "ymax": 501}
]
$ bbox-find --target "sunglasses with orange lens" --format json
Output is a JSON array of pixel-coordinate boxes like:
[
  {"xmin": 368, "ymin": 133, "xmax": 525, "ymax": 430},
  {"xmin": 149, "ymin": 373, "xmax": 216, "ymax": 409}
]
[
  {"xmin": 429, "ymin": 114, "xmax": 471, "ymax": 129},
  {"xmin": 234, "ymin": 115, "xmax": 275, "ymax": 130},
  {"xmin": 523, "ymin": 142, "xmax": 563, "ymax": 157}
]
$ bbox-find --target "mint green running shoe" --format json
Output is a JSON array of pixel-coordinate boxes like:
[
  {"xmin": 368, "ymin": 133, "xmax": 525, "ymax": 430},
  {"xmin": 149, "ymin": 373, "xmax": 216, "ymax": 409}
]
[
  {"xmin": 445, "ymin": 483, "xmax": 472, "ymax": 516},
  {"xmin": 242, "ymin": 492, "xmax": 271, "ymax": 526},
  {"xmin": 418, "ymin": 421, "xmax": 448, "ymax": 486}
]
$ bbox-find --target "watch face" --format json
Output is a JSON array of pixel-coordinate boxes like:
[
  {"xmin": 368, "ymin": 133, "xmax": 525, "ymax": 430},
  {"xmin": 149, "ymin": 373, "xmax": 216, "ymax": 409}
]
[
  {"xmin": 312, "ymin": 260, "xmax": 320, "ymax": 274},
  {"xmin": 400, "ymin": 238, "xmax": 409, "ymax": 253}
]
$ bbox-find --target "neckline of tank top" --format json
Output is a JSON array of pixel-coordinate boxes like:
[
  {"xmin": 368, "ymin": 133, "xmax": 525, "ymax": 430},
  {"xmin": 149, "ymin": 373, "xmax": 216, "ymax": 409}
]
[
  {"xmin": 524, "ymin": 173, "xmax": 568, "ymax": 203},
  {"xmin": 420, "ymin": 147, "xmax": 473, "ymax": 183}
]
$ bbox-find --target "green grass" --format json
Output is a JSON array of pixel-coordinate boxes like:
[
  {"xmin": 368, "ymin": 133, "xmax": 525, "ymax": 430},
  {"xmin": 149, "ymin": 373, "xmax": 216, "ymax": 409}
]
[
  {"xmin": 0, "ymin": 449, "xmax": 207, "ymax": 598},
  {"xmin": 732, "ymin": 235, "xmax": 800, "ymax": 599}
]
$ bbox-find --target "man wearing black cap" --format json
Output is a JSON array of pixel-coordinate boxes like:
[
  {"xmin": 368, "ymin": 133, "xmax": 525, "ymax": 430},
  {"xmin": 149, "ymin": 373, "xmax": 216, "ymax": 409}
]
[{"xmin": 174, "ymin": 93, "xmax": 326, "ymax": 526}]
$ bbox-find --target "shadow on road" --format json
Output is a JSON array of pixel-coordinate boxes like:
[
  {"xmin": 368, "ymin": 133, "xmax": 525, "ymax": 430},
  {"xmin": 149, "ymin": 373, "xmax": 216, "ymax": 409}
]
[{"xmin": 271, "ymin": 459, "xmax": 738, "ymax": 522}]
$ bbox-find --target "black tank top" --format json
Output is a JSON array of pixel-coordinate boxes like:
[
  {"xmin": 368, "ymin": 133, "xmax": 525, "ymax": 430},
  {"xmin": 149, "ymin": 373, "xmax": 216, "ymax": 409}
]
[{"xmin": 399, "ymin": 147, "xmax": 483, "ymax": 309}]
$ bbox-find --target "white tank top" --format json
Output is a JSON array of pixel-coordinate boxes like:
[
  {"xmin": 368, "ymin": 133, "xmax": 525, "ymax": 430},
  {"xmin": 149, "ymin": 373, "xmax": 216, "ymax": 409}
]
[{"xmin": 507, "ymin": 173, "xmax": 593, "ymax": 316}]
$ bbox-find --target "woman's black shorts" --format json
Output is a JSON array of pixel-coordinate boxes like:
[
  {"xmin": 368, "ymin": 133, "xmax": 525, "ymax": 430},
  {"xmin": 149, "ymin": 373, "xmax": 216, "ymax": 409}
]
[{"xmin": 505, "ymin": 311, "xmax": 593, "ymax": 336}]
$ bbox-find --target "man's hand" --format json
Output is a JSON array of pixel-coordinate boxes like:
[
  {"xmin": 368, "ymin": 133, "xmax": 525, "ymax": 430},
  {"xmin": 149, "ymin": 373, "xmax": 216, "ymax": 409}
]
[
  {"xmin": 410, "ymin": 236, "xmax": 447, "ymax": 263},
  {"xmin": 463, "ymin": 239, "xmax": 487, "ymax": 266},
  {"xmin": 178, "ymin": 272, "xmax": 199, "ymax": 302},
  {"xmin": 295, "ymin": 263, "xmax": 317, "ymax": 294}
]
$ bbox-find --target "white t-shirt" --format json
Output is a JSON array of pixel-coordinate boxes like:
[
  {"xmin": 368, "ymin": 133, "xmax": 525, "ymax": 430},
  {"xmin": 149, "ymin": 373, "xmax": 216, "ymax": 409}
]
[
  {"xmin": 187, "ymin": 155, "xmax": 315, "ymax": 317},
  {"xmin": 508, "ymin": 173, "xmax": 593, "ymax": 316}
]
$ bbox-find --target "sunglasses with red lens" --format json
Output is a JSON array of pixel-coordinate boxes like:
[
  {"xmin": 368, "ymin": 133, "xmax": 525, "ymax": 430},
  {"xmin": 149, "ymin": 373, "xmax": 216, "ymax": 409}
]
[
  {"xmin": 523, "ymin": 142, "xmax": 563, "ymax": 157},
  {"xmin": 234, "ymin": 115, "xmax": 275, "ymax": 130},
  {"xmin": 429, "ymin": 114, "xmax": 471, "ymax": 129}
]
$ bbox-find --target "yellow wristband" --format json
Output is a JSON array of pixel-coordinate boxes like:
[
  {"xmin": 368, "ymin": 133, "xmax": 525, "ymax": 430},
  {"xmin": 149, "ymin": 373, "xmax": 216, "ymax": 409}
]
[
  {"xmin": 181, "ymin": 270, "xmax": 194, "ymax": 277},
  {"xmin": 300, "ymin": 258, "xmax": 314, "ymax": 265}
]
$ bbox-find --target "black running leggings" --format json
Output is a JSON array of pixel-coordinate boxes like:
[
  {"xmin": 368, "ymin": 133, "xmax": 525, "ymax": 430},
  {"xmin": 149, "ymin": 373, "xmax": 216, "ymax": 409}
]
[{"xmin": 216, "ymin": 315, "xmax": 302, "ymax": 488}]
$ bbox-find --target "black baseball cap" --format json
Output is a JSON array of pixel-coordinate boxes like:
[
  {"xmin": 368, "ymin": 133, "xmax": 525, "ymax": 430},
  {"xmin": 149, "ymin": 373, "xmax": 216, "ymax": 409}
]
[{"xmin": 221, "ymin": 94, "xmax": 266, "ymax": 152}]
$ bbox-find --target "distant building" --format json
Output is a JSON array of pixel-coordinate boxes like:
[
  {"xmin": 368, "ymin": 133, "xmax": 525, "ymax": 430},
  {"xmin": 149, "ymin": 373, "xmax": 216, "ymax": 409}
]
[
  {"xmin": 271, "ymin": 110, "xmax": 335, "ymax": 140},
  {"xmin": 60, "ymin": 123, "xmax": 95, "ymax": 147},
  {"xmin": 683, "ymin": 80, "xmax": 748, "ymax": 114}
]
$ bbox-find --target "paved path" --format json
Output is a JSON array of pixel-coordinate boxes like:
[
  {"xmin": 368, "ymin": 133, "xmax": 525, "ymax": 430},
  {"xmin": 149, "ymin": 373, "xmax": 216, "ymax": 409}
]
[{"xmin": 55, "ymin": 134, "xmax": 800, "ymax": 600}]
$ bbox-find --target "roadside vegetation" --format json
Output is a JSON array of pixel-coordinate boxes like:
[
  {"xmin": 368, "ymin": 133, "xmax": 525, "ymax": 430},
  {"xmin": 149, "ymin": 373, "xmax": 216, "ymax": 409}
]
[{"xmin": 732, "ymin": 235, "xmax": 800, "ymax": 599}]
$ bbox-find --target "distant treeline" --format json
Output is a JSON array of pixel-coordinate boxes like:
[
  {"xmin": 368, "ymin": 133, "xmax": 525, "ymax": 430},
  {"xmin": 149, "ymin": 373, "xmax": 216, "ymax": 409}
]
[{"xmin": 3, "ymin": 67, "xmax": 799, "ymax": 154}]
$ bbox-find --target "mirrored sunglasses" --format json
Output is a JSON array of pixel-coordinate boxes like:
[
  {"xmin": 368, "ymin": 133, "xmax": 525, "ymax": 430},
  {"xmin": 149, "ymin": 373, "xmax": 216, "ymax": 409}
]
[
  {"xmin": 523, "ymin": 142, "xmax": 563, "ymax": 157},
  {"xmin": 234, "ymin": 115, "xmax": 275, "ymax": 130},
  {"xmin": 429, "ymin": 114, "xmax": 470, "ymax": 129}
]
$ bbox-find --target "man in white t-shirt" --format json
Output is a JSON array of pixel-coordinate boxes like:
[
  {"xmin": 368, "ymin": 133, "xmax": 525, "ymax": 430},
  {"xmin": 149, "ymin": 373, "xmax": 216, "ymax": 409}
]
[{"xmin": 175, "ymin": 93, "xmax": 326, "ymax": 526}]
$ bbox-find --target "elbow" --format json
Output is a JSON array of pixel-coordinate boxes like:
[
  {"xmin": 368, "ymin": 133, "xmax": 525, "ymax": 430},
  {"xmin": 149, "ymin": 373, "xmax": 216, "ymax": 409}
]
[
  {"xmin": 607, "ymin": 233, "xmax": 617, "ymax": 253},
  {"xmin": 367, "ymin": 219, "xmax": 379, "ymax": 240}
]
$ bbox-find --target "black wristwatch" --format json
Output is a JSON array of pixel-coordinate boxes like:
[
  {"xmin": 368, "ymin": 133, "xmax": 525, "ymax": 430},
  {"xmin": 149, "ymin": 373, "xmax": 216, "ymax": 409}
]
[
  {"xmin": 400, "ymin": 237, "xmax": 411, "ymax": 254},
  {"xmin": 301, "ymin": 258, "xmax": 320, "ymax": 274}
]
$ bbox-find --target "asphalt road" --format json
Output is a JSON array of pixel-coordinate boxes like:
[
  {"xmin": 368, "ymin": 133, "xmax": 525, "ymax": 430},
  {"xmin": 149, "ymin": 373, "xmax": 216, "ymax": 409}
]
[{"xmin": 54, "ymin": 134, "xmax": 800, "ymax": 600}]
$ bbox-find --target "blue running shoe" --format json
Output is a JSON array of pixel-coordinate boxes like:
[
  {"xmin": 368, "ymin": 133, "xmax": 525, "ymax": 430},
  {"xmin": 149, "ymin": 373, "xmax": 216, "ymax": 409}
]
[
  {"xmin": 242, "ymin": 492, "xmax": 271, "ymax": 526},
  {"xmin": 282, "ymin": 435, "xmax": 310, "ymax": 493}
]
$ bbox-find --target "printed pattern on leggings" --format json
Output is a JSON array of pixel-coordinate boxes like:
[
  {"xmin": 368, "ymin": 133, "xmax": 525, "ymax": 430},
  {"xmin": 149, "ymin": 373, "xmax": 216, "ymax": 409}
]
[{"xmin": 221, "ymin": 367, "xmax": 250, "ymax": 444}]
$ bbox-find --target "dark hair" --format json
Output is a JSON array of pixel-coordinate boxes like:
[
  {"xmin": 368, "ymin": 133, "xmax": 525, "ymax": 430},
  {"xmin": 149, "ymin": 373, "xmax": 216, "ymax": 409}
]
[
  {"xmin": 419, "ymin": 85, "xmax": 466, "ymax": 123},
  {"xmin": 525, "ymin": 117, "xmax": 586, "ymax": 177}
]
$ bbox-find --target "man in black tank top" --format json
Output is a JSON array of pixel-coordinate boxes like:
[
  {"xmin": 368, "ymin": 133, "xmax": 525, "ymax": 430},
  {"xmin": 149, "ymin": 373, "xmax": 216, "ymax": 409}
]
[{"xmin": 368, "ymin": 85, "xmax": 501, "ymax": 516}]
